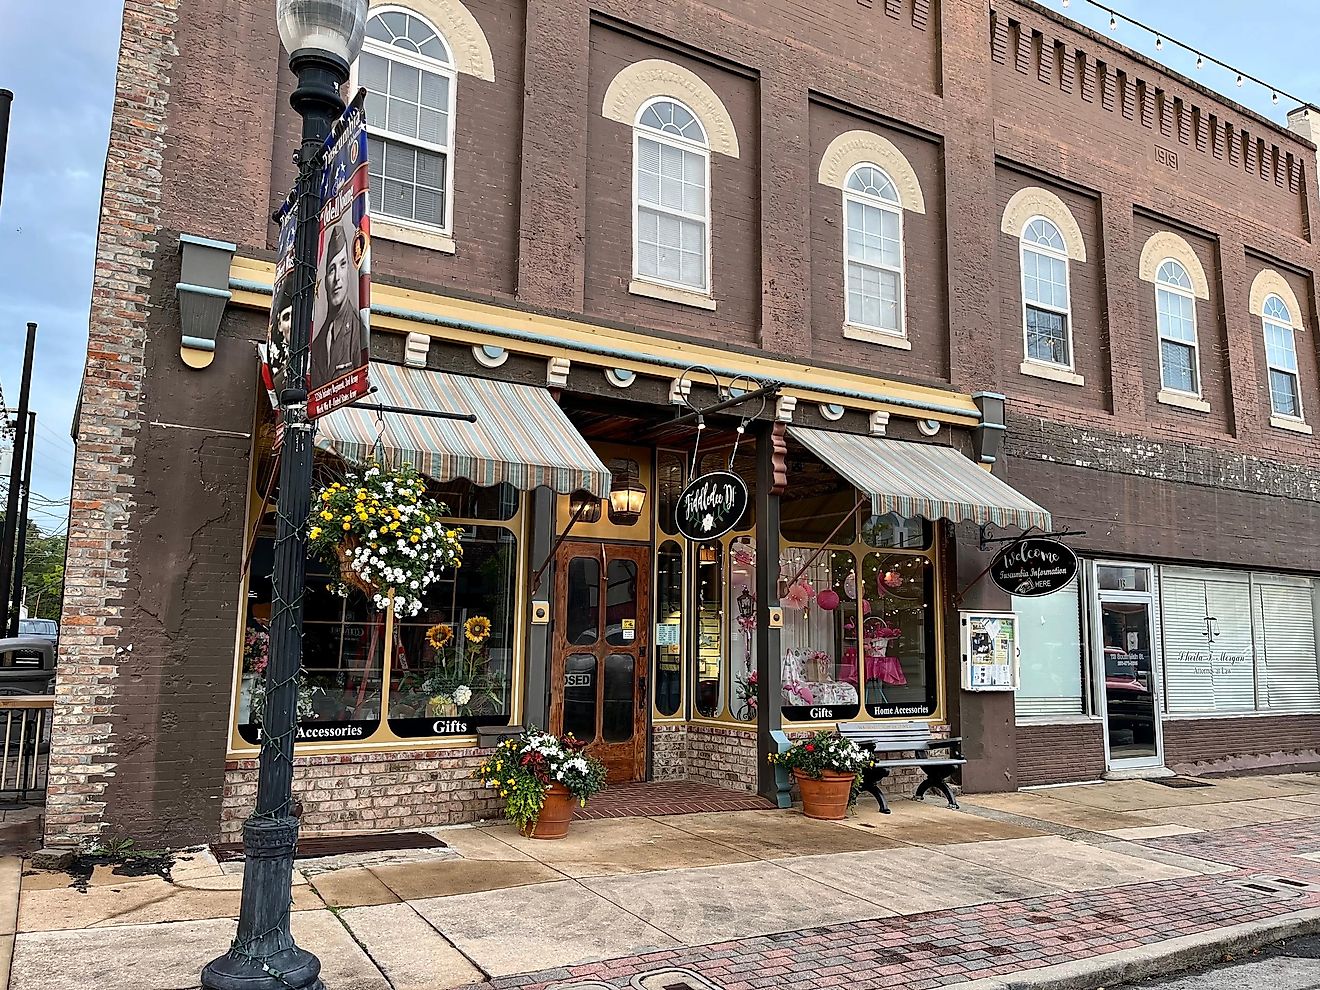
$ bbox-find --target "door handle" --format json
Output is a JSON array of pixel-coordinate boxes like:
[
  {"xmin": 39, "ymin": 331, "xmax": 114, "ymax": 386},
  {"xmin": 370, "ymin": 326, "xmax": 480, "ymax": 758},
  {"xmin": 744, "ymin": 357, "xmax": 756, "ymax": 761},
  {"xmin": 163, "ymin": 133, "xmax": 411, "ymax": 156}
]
[{"xmin": 638, "ymin": 675, "xmax": 648, "ymax": 710}]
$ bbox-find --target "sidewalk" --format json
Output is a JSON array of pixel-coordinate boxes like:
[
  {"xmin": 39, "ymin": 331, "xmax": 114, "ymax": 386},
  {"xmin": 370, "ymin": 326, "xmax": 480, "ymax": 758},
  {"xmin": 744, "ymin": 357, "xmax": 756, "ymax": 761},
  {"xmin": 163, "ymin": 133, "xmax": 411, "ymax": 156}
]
[{"xmin": 7, "ymin": 772, "xmax": 1320, "ymax": 990}]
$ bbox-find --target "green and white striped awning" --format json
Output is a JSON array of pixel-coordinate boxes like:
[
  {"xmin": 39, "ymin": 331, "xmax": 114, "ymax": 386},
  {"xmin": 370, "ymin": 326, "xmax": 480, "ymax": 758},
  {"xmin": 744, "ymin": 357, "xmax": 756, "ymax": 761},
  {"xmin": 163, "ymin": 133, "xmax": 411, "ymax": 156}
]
[
  {"xmin": 317, "ymin": 362, "xmax": 610, "ymax": 496},
  {"xmin": 787, "ymin": 427, "xmax": 1051, "ymax": 531}
]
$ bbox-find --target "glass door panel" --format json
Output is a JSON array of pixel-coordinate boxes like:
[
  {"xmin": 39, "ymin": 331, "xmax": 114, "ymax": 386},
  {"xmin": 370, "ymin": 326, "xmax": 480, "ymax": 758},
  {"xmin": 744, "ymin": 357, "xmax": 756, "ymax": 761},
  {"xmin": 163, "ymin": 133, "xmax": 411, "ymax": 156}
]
[{"xmin": 1100, "ymin": 599, "xmax": 1159, "ymax": 764}]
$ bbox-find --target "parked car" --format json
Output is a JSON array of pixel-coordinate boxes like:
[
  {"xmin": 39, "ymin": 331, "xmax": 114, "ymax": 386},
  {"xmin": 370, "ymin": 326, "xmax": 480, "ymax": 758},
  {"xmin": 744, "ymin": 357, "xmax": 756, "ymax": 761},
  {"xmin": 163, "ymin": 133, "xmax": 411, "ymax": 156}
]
[
  {"xmin": 0, "ymin": 637, "xmax": 56, "ymax": 695},
  {"xmin": 17, "ymin": 618, "xmax": 57, "ymax": 646}
]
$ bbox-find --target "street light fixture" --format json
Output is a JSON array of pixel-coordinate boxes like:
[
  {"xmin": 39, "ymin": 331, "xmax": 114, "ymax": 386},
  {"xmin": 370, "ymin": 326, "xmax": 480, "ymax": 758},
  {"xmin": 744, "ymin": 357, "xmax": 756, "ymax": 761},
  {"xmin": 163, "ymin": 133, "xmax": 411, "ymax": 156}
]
[{"xmin": 201, "ymin": 2, "xmax": 367, "ymax": 989}]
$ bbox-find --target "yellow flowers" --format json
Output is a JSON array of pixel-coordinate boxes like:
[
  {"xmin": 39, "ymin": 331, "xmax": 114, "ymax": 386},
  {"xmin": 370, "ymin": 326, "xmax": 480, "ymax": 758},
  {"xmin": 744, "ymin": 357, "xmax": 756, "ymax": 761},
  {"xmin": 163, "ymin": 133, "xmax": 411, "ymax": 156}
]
[
  {"xmin": 464, "ymin": 616, "xmax": 492, "ymax": 643},
  {"xmin": 309, "ymin": 526, "xmax": 322, "ymax": 539},
  {"xmin": 320, "ymin": 511, "xmax": 332, "ymax": 521},
  {"xmin": 342, "ymin": 522, "xmax": 350, "ymax": 530},
  {"xmin": 426, "ymin": 623, "xmax": 454, "ymax": 650}
]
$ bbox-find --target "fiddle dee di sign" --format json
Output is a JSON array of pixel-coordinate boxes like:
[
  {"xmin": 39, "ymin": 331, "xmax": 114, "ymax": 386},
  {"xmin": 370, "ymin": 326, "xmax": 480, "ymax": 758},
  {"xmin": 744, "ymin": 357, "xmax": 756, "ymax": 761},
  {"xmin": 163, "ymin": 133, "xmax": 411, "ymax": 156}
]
[
  {"xmin": 675, "ymin": 470, "xmax": 749, "ymax": 541},
  {"xmin": 989, "ymin": 537, "xmax": 1078, "ymax": 597}
]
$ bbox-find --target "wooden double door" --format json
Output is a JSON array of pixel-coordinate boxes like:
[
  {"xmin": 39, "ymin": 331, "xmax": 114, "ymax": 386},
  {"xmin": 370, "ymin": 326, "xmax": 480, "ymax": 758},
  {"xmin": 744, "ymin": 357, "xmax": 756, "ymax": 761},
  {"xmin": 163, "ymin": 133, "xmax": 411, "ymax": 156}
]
[{"xmin": 550, "ymin": 541, "xmax": 649, "ymax": 782}]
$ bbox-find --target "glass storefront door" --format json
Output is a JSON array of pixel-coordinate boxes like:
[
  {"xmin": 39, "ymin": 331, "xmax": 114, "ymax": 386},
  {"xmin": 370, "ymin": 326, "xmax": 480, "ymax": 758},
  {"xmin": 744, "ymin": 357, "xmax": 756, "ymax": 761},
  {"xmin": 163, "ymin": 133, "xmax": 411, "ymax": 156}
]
[{"xmin": 1093, "ymin": 563, "xmax": 1164, "ymax": 769}]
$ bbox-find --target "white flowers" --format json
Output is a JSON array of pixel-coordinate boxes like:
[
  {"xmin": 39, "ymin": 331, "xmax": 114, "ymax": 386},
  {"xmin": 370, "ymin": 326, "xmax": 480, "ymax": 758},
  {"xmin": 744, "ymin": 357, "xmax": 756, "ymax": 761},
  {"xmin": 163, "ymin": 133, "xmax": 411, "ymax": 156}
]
[{"xmin": 452, "ymin": 685, "xmax": 472, "ymax": 706}]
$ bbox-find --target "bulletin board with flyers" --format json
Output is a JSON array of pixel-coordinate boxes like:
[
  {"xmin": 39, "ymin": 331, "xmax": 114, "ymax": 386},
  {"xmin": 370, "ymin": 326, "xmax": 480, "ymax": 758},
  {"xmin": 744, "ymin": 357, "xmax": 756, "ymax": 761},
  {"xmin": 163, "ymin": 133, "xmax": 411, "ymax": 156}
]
[{"xmin": 960, "ymin": 611, "xmax": 1019, "ymax": 691}]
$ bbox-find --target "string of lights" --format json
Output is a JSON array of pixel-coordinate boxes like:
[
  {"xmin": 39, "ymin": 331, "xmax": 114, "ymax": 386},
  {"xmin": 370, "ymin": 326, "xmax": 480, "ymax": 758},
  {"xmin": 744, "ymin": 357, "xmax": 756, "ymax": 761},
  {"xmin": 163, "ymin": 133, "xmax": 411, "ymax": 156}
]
[{"xmin": 1063, "ymin": 0, "xmax": 1312, "ymax": 111}]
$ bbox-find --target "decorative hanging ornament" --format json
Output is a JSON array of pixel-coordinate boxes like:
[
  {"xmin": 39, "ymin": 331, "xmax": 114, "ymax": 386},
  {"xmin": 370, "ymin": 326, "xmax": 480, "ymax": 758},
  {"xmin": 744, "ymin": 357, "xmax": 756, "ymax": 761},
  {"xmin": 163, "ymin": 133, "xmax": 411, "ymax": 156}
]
[
  {"xmin": 817, "ymin": 589, "xmax": 840, "ymax": 611},
  {"xmin": 843, "ymin": 571, "xmax": 857, "ymax": 600},
  {"xmin": 882, "ymin": 569, "xmax": 903, "ymax": 590},
  {"xmin": 781, "ymin": 579, "xmax": 815, "ymax": 610}
]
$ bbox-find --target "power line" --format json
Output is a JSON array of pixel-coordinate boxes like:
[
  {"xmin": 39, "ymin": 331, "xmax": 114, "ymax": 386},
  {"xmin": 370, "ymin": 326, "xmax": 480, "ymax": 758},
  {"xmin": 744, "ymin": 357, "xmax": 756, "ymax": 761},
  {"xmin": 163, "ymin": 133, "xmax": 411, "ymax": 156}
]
[{"xmin": 1067, "ymin": 0, "xmax": 1310, "ymax": 110}]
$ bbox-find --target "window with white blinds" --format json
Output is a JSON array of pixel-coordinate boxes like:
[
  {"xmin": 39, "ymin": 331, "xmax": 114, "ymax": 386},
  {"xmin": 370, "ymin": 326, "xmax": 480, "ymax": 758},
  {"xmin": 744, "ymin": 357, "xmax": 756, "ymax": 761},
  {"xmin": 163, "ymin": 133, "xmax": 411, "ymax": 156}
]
[
  {"xmin": 633, "ymin": 99, "xmax": 710, "ymax": 293},
  {"xmin": 1255, "ymin": 580, "xmax": 1320, "ymax": 712},
  {"xmin": 1161, "ymin": 567, "xmax": 1320, "ymax": 716},
  {"xmin": 1014, "ymin": 580, "xmax": 1085, "ymax": 718}
]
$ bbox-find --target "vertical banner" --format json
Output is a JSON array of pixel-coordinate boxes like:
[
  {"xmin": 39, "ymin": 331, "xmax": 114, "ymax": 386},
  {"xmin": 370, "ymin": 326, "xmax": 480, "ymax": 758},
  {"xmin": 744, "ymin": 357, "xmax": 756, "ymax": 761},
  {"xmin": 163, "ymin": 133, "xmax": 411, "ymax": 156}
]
[
  {"xmin": 260, "ymin": 201, "xmax": 299, "ymax": 422},
  {"xmin": 308, "ymin": 91, "xmax": 372, "ymax": 420}
]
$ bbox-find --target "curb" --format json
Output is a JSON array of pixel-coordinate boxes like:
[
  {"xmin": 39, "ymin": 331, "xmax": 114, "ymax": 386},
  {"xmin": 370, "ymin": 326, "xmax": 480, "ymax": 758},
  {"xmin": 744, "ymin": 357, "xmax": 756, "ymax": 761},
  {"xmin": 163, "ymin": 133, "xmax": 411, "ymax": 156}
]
[{"xmin": 948, "ymin": 907, "xmax": 1320, "ymax": 990}]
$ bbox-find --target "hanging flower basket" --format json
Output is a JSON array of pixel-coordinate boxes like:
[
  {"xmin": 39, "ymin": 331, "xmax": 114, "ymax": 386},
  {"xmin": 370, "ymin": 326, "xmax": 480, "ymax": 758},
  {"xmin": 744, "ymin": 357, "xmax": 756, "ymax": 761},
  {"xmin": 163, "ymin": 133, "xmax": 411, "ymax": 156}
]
[{"xmin": 308, "ymin": 463, "xmax": 464, "ymax": 616}]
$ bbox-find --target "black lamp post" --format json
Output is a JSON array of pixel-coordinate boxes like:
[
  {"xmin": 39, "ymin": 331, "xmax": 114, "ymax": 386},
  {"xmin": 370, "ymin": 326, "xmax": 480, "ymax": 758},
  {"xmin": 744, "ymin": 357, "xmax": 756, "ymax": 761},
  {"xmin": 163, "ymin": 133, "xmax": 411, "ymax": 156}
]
[{"xmin": 201, "ymin": 3, "xmax": 367, "ymax": 988}]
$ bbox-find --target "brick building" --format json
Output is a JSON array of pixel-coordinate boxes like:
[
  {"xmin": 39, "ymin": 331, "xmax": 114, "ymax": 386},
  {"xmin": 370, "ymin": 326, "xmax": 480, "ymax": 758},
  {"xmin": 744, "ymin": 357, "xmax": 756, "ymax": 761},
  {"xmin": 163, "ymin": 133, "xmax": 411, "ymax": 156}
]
[{"xmin": 52, "ymin": 0, "xmax": 1320, "ymax": 848}]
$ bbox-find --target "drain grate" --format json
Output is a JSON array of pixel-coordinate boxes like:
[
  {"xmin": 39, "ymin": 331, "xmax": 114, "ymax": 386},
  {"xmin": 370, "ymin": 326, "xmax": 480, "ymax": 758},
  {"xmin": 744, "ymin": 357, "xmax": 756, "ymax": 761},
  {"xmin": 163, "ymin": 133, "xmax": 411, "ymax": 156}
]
[
  {"xmin": 1224, "ymin": 874, "xmax": 1316, "ymax": 898},
  {"xmin": 1151, "ymin": 777, "xmax": 1215, "ymax": 789}
]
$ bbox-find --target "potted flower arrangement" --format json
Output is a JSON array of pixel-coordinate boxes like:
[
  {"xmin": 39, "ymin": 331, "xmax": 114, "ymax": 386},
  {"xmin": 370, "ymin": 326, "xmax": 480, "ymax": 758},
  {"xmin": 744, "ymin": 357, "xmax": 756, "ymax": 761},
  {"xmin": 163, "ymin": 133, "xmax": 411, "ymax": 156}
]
[
  {"xmin": 308, "ymin": 463, "xmax": 464, "ymax": 617},
  {"xmin": 242, "ymin": 623, "xmax": 322, "ymax": 726},
  {"xmin": 474, "ymin": 728, "xmax": 607, "ymax": 839},
  {"xmin": 770, "ymin": 730, "xmax": 873, "ymax": 820}
]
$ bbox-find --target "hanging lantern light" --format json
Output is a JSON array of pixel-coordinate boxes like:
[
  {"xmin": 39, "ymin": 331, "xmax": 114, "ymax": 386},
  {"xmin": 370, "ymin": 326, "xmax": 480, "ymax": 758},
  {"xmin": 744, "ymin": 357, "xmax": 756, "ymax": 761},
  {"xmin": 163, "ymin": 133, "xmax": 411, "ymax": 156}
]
[{"xmin": 607, "ymin": 460, "xmax": 646, "ymax": 524}]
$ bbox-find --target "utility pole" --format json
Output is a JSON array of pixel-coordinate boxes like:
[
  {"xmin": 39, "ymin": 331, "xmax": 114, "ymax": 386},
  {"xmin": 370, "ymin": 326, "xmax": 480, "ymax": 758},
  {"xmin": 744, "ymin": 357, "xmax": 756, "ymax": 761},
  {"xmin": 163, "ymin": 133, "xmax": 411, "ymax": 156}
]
[
  {"xmin": 9, "ymin": 411, "xmax": 34, "ymax": 635},
  {"xmin": 0, "ymin": 89, "xmax": 12, "ymax": 213},
  {"xmin": 0, "ymin": 323, "xmax": 36, "ymax": 638}
]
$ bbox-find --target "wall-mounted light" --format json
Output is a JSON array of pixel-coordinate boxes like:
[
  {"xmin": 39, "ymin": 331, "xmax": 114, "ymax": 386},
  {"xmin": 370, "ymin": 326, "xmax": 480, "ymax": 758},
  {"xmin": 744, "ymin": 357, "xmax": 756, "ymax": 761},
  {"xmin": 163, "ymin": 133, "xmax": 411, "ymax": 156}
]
[{"xmin": 569, "ymin": 489, "xmax": 602, "ymax": 524}]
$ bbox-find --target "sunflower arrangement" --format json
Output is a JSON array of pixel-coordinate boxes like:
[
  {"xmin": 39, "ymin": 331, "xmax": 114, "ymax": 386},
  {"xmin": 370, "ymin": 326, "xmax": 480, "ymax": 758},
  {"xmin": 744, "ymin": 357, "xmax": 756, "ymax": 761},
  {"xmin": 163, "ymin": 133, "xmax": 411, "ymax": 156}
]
[
  {"xmin": 308, "ymin": 463, "xmax": 464, "ymax": 617},
  {"xmin": 426, "ymin": 623, "xmax": 454, "ymax": 651},
  {"xmin": 464, "ymin": 616, "xmax": 492, "ymax": 643}
]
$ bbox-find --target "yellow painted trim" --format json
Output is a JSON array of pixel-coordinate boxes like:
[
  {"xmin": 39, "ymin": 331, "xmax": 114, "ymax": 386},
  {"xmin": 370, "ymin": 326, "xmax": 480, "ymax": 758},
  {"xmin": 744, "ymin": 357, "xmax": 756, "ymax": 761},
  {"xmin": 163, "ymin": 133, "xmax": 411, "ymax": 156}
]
[{"xmin": 228, "ymin": 256, "xmax": 981, "ymax": 426}]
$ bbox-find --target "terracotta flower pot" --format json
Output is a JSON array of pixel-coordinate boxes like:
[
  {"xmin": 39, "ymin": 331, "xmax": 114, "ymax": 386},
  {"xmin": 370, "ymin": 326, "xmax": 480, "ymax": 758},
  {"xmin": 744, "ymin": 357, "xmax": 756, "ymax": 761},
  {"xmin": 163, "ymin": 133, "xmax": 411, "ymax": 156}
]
[
  {"xmin": 524, "ymin": 782, "xmax": 576, "ymax": 840},
  {"xmin": 793, "ymin": 768, "xmax": 855, "ymax": 821}
]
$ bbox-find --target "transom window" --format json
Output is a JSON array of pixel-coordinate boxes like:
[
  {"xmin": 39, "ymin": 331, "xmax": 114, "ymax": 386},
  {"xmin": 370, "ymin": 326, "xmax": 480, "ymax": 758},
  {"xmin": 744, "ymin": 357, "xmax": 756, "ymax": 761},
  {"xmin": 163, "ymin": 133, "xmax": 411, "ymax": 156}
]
[
  {"xmin": 1020, "ymin": 217, "xmax": 1073, "ymax": 368},
  {"xmin": 634, "ymin": 98, "xmax": 710, "ymax": 293},
  {"xmin": 843, "ymin": 164, "xmax": 905, "ymax": 335},
  {"xmin": 1263, "ymin": 294, "xmax": 1303, "ymax": 420},
  {"xmin": 359, "ymin": 9, "xmax": 455, "ymax": 232},
  {"xmin": 1155, "ymin": 260, "xmax": 1201, "ymax": 396}
]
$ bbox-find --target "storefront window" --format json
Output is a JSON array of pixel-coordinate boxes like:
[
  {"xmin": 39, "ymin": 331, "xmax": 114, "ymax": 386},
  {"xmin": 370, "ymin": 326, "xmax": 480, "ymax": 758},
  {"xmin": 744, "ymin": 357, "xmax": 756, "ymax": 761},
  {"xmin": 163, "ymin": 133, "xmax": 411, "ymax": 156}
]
[
  {"xmin": 781, "ymin": 461, "xmax": 856, "ymax": 545},
  {"xmin": 654, "ymin": 540, "xmax": 684, "ymax": 717},
  {"xmin": 1014, "ymin": 580, "xmax": 1085, "ymax": 719},
  {"xmin": 238, "ymin": 538, "xmax": 384, "ymax": 745},
  {"xmin": 861, "ymin": 512, "xmax": 929, "ymax": 551},
  {"xmin": 779, "ymin": 548, "xmax": 861, "ymax": 721},
  {"xmin": 695, "ymin": 541, "xmax": 724, "ymax": 717},
  {"xmin": 858, "ymin": 552, "xmax": 936, "ymax": 717},
  {"xmin": 656, "ymin": 451, "xmax": 685, "ymax": 536},
  {"xmin": 728, "ymin": 537, "xmax": 757, "ymax": 720},
  {"xmin": 429, "ymin": 479, "xmax": 518, "ymax": 521},
  {"xmin": 387, "ymin": 524, "xmax": 518, "ymax": 737},
  {"xmin": 697, "ymin": 451, "xmax": 755, "ymax": 532}
]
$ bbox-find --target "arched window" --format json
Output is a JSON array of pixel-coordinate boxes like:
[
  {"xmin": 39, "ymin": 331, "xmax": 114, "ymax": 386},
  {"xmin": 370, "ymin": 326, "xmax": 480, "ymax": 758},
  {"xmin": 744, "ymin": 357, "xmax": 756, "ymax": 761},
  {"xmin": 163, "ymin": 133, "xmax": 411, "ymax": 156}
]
[
  {"xmin": 1263, "ymin": 294, "xmax": 1304, "ymax": 420},
  {"xmin": 358, "ymin": 8, "xmax": 456, "ymax": 232},
  {"xmin": 1155, "ymin": 260, "xmax": 1201, "ymax": 396},
  {"xmin": 634, "ymin": 98, "xmax": 710, "ymax": 293},
  {"xmin": 1020, "ymin": 217, "xmax": 1073, "ymax": 368},
  {"xmin": 843, "ymin": 164, "xmax": 905, "ymax": 336}
]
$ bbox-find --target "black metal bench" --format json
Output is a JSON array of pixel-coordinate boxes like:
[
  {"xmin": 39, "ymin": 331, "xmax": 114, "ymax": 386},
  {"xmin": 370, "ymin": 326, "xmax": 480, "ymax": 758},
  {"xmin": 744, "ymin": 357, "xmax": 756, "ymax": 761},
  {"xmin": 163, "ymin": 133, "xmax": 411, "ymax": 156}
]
[{"xmin": 838, "ymin": 720, "xmax": 966, "ymax": 813}]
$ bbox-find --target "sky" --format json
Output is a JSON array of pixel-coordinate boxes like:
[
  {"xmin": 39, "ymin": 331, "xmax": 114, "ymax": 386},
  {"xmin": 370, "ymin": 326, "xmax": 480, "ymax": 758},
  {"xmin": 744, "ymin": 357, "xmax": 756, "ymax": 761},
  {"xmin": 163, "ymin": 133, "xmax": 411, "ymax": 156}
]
[{"xmin": 0, "ymin": 0, "xmax": 1317, "ymax": 534}]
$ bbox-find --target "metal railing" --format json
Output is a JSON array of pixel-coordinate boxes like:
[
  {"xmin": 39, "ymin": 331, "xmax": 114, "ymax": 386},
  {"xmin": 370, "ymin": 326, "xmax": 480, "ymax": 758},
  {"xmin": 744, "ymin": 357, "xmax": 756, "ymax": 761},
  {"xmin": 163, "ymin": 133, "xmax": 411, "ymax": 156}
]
[{"xmin": 0, "ymin": 697, "xmax": 51, "ymax": 800}]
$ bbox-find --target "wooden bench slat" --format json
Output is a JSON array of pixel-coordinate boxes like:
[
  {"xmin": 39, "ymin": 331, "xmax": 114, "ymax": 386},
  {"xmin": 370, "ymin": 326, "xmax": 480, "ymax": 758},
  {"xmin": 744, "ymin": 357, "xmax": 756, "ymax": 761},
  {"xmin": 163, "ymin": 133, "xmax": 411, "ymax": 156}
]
[{"xmin": 871, "ymin": 758, "xmax": 966, "ymax": 768}]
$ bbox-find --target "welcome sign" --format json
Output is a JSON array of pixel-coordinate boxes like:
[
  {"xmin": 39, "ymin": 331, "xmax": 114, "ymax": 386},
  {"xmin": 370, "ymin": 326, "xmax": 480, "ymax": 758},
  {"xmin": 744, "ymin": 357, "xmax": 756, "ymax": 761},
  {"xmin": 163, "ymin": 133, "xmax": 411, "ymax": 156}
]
[
  {"xmin": 990, "ymin": 537, "xmax": 1078, "ymax": 597},
  {"xmin": 675, "ymin": 471, "xmax": 749, "ymax": 541}
]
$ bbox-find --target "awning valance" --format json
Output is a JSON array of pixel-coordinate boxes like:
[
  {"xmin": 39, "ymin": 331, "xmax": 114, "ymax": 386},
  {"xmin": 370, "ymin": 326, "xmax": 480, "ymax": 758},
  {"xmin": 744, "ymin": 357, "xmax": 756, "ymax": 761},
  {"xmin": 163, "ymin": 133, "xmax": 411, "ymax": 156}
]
[
  {"xmin": 787, "ymin": 427, "xmax": 1051, "ymax": 531},
  {"xmin": 316, "ymin": 363, "xmax": 611, "ymax": 497}
]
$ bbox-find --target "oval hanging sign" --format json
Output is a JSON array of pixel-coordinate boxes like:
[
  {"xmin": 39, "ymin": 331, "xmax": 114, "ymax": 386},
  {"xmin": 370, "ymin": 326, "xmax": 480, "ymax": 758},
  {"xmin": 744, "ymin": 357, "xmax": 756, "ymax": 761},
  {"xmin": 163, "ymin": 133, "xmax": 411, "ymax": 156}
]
[
  {"xmin": 990, "ymin": 537, "xmax": 1078, "ymax": 597},
  {"xmin": 675, "ymin": 471, "xmax": 749, "ymax": 541}
]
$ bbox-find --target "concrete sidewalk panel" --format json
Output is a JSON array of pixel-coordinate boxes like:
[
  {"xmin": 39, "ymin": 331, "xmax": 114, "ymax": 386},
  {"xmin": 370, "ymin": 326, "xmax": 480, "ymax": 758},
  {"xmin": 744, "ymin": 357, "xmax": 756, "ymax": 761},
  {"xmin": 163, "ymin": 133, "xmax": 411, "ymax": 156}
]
[
  {"xmin": 485, "ymin": 817, "xmax": 758, "ymax": 878},
  {"xmin": 310, "ymin": 866, "xmax": 402, "ymax": 908},
  {"xmin": 582, "ymin": 859, "xmax": 889, "ymax": 944},
  {"xmin": 9, "ymin": 910, "xmax": 389, "ymax": 990},
  {"xmin": 776, "ymin": 845, "xmax": 1056, "ymax": 912},
  {"xmin": 370, "ymin": 857, "xmax": 562, "ymax": 901},
  {"xmin": 16, "ymin": 876, "xmax": 323, "ymax": 932},
  {"xmin": 434, "ymin": 826, "xmax": 536, "ymax": 862},
  {"xmin": 963, "ymin": 793, "xmax": 1142, "ymax": 832},
  {"xmin": 410, "ymin": 879, "xmax": 678, "ymax": 976},
  {"xmin": 936, "ymin": 835, "xmax": 1195, "ymax": 891},
  {"xmin": 659, "ymin": 809, "xmax": 907, "ymax": 858},
  {"xmin": 339, "ymin": 902, "xmax": 484, "ymax": 989}
]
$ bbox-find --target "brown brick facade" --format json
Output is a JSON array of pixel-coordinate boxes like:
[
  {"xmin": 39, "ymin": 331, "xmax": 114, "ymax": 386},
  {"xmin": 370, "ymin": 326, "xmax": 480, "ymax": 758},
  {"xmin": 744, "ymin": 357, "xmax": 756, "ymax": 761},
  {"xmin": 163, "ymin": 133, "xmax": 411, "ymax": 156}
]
[
  {"xmin": 62, "ymin": 0, "xmax": 1320, "ymax": 847},
  {"xmin": 1164, "ymin": 716, "xmax": 1320, "ymax": 776}
]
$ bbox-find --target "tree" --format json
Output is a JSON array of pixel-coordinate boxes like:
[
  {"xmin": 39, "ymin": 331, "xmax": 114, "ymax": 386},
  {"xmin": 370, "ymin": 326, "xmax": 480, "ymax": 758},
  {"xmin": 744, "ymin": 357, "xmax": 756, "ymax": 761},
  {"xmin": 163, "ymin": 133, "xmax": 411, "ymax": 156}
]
[{"xmin": 19, "ymin": 522, "xmax": 65, "ymax": 621}]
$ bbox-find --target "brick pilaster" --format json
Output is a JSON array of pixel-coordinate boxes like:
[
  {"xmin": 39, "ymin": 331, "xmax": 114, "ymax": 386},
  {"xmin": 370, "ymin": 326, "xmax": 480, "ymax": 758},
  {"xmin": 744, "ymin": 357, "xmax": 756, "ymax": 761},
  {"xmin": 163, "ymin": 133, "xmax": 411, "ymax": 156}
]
[{"xmin": 49, "ymin": 0, "xmax": 180, "ymax": 848}]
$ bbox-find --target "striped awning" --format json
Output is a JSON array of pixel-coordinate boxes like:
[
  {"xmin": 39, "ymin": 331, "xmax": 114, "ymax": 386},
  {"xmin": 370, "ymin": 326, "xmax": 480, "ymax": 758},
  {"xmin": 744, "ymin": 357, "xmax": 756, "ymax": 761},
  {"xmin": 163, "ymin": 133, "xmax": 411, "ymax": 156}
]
[
  {"xmin": 787, "ymin": 427, "xmax": 1051, "ymax": 531},
  {"xmin": 316, "ymin": 363, "xmax": 610, "ymax": 496}
]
